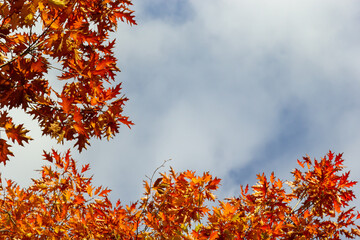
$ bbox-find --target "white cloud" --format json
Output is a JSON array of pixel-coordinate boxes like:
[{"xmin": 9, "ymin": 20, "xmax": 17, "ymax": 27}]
[{"xmin": 111, "ymin": 0, "xmax": 360, "ymax": 202}]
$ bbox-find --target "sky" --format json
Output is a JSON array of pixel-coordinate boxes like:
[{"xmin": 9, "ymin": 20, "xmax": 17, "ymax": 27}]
[{"xmin": 2, "ymin": 0, "xmax": 360, "ymax": 211}]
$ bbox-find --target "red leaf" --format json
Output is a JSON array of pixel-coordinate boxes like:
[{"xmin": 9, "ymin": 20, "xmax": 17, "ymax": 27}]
[
  {"xmin": 0, "ymin": 139, "xmax": 14, "ymax": 165},
  {"xmin": 81, "ymin": 164, "xmax": 90, "ymax": 173}
]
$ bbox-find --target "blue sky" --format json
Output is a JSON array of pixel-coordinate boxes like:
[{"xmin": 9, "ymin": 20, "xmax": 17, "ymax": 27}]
[{"xmin": 2, "ymin": 0, "xmax": 360, "ymax": 209}]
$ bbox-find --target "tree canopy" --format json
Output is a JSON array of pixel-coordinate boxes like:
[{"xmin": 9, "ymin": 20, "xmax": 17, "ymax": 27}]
[{"xmin": 0, "ymin": 0, "xmax": 359, "ymax": 239}]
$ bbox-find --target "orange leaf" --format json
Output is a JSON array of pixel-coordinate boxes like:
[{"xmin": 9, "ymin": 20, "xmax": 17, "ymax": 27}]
[
  {"xmin": 209, "ymin": 231, "xmax": 219, "ymax": 240},
  {"xmin": 334, "ymin": 200, "xmax": 341, "ymax": 213},
  {"xmin": 59, "ymin": 97, "xmax": 72, "ymax": 114},
  {"xmin": 87, "ymin": 185, "xmax": 93, "ymax": 197},
  {"xmin": 297, "ymin": 159, "xmax": 304, "ymax": 168}
]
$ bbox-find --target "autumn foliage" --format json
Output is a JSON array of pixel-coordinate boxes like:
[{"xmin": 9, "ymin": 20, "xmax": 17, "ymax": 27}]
[
  {"xmin": 0, "ymin": 0, "xmax": 135, "ymax": 163},
  {"xmin": 0, "ymin": 150, "xmax": 359, "ymax": 239},
  {"xmin": 0, "ymin": 0, "xmax": 360, "ymax": 239}
]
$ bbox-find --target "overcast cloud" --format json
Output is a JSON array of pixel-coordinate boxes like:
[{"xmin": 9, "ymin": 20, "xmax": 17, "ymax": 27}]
[{"xmin": 2, "ymin": 0, "xmax": 360, "ymax": 209}]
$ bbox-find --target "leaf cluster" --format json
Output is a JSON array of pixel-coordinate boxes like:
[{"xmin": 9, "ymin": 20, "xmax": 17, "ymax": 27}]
[
  {"xmin": 0, "ymin": 0, "xmax": 136, "ymax": 164},
  {"xmin": 0, "ymin": 151, "xmax": 358, "ymax": 239}
]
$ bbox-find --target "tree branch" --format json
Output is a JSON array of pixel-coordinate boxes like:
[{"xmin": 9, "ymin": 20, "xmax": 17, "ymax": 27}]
[{"xmin": 0, "ymin": 14, "xmax": 59, "ymax": 69}]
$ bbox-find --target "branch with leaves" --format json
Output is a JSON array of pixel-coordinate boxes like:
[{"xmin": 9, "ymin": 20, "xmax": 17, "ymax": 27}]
[
  {"xmin": 0, "ymin": 150, "xmax": 358, "ymax": 239},
  {"xmin": 0, "ymin": 0, "xmax": 359, "ymax": 239},
  {"xmin": 0, "ymin": 0, "xmax": 136, "ymax": 163}
]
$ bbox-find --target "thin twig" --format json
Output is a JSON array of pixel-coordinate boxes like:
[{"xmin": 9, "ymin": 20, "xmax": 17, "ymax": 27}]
[
  {"xmin": 49, "ymin": 65, "xmax": 67, "ymax": 73},
  {"xmin": 135, "ymin": 159, "xmax": 171, "ymax": 239},
  {"xmin": 0, "ymin": 13, "xmax": 60, "ymax": 69}
]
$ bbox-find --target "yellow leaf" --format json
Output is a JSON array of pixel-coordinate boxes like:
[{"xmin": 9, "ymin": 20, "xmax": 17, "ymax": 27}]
[
  {"xmin": 48, "ymin": 0, "xmax": 67, "ymax": 8},
  {"xmin": 24, "ymin": 13, "xmax": 34, "ymax": 23},
  {"xmin": 38, "ymin": 1, "xmax": 44, "ymax": 10}
]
